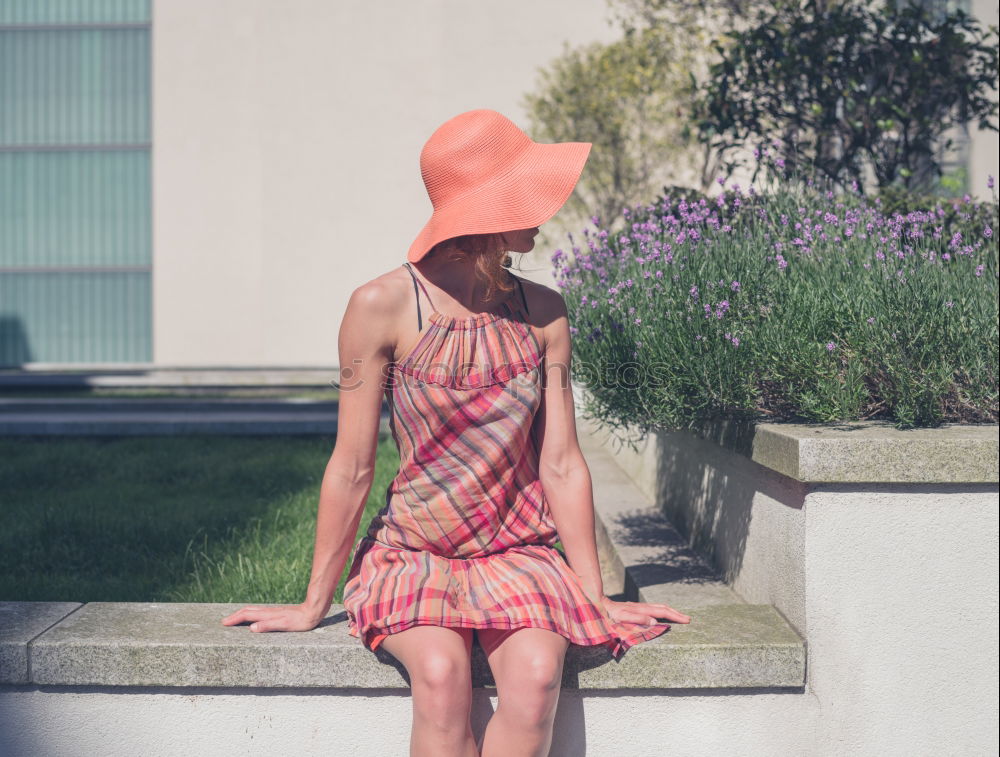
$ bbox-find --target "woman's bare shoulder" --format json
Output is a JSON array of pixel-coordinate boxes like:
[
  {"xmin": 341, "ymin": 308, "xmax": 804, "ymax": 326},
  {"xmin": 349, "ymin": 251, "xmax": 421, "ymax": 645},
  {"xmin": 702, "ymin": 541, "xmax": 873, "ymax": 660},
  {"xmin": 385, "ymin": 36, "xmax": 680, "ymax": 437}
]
[
  {"xmin": 349, "ymin": 265, "xmax": 410, "ymax": 310},
  {"xmin": 341, "ymin": 266, "xmax": 411, "ymax": 352},
  {"xmin": 514, "ymin": 275, "xmax": 568, "ymax": 326},
  {"xmin": 512, "ymin": 276, "xmax": 569, "ymax": 358}
]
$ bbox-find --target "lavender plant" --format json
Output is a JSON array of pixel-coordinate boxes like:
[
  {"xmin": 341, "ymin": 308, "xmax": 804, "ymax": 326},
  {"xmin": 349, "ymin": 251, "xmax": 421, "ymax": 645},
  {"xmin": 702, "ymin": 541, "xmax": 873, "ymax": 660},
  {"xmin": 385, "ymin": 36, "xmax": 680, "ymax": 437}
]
[{"xmin": 554, "ymin": 144, "xmax": 998, "ymax": 436}]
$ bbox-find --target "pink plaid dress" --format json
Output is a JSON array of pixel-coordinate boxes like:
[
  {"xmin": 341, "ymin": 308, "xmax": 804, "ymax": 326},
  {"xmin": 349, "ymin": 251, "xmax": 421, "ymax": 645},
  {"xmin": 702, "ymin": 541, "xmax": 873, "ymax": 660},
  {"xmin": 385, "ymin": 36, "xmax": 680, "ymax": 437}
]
[{"xmin": 342, "ymin": 262, "xmax": 670, "ymax": 660}]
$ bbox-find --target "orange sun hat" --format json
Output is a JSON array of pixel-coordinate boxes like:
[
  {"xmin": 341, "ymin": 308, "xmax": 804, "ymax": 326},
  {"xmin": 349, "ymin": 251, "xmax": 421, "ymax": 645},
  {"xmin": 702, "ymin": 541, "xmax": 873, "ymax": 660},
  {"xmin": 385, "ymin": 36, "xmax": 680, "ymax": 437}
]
[{"xmin": 407, "ymin": 109, "xmax": 593, "ymax": 264}]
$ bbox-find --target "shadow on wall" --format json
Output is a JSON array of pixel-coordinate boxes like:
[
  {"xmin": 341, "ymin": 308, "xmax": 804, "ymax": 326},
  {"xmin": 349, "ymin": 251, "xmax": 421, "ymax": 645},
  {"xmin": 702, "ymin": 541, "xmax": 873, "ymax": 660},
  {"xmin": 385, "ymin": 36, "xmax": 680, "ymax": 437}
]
[{"xmin": 651, "ymin": 420, "xmax": 808, "ymax": 585}]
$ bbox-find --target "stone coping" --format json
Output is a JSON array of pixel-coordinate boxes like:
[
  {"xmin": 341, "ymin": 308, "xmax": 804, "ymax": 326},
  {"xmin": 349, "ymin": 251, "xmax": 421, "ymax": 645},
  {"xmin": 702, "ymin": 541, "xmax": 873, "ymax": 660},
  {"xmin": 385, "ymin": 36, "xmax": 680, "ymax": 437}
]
[
  {"xmin": 1, "ymin": 601, "xmax": 802, "ymax": 690},
  {"xmin": 662, "ymin": 418, "xmax": 997, "ymax": 483},
  {"xmin": 0, "ymin": 421, "xmax": 806, "ymax": 692},
  {"xmin": 755, "ymin": 421, "xmax": 997, "ymax": 483}
]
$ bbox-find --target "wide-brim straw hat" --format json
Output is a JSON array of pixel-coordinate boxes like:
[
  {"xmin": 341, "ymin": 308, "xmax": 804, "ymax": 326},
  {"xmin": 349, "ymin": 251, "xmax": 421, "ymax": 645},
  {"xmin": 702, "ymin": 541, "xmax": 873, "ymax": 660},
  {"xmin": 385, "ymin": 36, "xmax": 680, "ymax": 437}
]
[{"xmin": 407, "ymin": 109, "xmax": 592, "ymax": 264}]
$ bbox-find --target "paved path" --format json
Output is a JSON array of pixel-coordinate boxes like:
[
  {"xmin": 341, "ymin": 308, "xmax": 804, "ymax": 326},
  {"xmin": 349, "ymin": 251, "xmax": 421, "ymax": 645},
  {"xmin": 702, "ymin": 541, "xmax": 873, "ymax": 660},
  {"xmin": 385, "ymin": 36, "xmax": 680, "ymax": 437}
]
[
  {"xmin": 0, "ymin": 367, "xmax": 338, "ymax": 389},
  {"xmin": 0, "ymin": 398, "xmax": 390, "ymax": 436}
]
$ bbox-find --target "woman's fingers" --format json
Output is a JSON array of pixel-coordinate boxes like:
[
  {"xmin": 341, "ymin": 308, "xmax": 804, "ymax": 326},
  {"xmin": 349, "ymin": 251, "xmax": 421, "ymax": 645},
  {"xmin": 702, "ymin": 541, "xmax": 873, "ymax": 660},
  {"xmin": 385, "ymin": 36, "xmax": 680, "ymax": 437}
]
[
  {"xmin": 220, "ymin": 604, "xmax": 320, "ymax": 633},
  {"xmin": 220, "ymin": 606, "xmax": 280, "ymax": 626},
  {"xmin": 644, "ymin": 602, "xmax": 691, "ymax": 623},
  {"xmin": 220, "ymin": 607, "xmax": 255, "ymax": 625},
  {"xmin": 608, "ymin": 601, "xmax": 692, "ymax": 625},
  {"xmin": 650, "ymin": 603, "xmax": 691, "ymax": 623},
  {"xmin": 249, "ymin": 615, "xmax": 285, "ymax": 632},
  {"xmin": 615, "ymin": 609, "xmax": 662, "ymax": 626}
]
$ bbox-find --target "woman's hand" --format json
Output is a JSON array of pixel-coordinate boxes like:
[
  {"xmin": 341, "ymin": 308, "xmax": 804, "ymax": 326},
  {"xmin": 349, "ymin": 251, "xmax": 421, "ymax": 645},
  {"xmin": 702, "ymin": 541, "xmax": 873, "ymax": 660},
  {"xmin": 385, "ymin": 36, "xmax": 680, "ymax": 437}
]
[
  {"xmin": 220, "ymin": 603, "xmax": 325, "ymax": 633},
  {"xmin": 598, "ymin": 595, "xmax": 692, "ymax": 627}
]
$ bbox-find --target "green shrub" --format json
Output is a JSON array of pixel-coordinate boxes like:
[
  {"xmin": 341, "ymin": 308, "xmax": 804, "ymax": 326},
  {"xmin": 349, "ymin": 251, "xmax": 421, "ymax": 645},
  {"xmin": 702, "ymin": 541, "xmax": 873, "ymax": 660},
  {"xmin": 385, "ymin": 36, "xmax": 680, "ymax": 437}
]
[{"xmin": 555, "ymin": 156, "xmax": 998, "ymax": 435}]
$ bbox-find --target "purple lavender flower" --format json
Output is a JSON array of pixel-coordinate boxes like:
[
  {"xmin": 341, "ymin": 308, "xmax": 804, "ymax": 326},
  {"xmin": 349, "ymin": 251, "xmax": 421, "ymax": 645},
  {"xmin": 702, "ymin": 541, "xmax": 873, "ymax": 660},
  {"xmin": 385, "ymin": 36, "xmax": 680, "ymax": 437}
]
[{"xmin": 826, "ymin": 342, "xmax": 836, "ymax": 351}]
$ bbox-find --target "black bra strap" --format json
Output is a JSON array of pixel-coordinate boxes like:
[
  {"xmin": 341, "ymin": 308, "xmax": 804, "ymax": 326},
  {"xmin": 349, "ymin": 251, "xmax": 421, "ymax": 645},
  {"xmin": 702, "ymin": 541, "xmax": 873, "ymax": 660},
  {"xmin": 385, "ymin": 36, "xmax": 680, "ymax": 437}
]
[
  {"xmin": 402, "ymin": 263, "xmax": 422, "ymax": 331},
  {"xmin": 402, "ymin": 262, "xmax": 436, "ymax": 331}
]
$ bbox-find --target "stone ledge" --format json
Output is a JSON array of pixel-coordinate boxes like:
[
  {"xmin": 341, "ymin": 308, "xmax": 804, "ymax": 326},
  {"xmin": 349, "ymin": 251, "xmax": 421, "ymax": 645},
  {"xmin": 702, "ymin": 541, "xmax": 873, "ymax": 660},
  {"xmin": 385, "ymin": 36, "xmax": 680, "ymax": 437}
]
[
  {"xmin": 4, "ymin": 601, "xmax": 802, "ymax": 690},
  {"xmin": 677, "ymin": 418, "xmax": 997, "ymax": 483},
  {"xmin": 0, "ymin": 602, "xmax": 81, "ymax": 683}
]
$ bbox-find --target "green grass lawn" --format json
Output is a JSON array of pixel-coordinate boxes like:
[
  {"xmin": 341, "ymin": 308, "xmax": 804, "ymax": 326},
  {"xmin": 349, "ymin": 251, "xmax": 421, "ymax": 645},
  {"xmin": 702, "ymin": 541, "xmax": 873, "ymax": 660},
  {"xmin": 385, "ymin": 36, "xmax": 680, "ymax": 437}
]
[{"xmin": 0, "ymin": 434, "xmax": 397, "ymax": 604}]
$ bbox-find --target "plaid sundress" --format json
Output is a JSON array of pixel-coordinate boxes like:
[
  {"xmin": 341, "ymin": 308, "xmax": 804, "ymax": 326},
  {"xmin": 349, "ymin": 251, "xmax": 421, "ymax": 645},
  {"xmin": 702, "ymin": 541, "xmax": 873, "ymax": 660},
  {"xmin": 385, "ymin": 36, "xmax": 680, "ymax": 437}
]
[{"xmin": 341, "ymin": 262, "xmax": 670, "ymax": 660}]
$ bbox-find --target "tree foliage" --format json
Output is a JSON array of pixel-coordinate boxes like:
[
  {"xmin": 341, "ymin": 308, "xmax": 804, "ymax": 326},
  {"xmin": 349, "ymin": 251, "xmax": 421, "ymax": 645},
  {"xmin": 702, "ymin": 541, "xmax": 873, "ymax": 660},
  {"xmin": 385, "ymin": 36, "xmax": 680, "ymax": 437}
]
[
  {"xmin": 521, "ymin": 12, "xmax": 708, "ymax": 233},
  {"xmin": 693, "ymin": 0, "xmax": 999, "ymax": 193}
]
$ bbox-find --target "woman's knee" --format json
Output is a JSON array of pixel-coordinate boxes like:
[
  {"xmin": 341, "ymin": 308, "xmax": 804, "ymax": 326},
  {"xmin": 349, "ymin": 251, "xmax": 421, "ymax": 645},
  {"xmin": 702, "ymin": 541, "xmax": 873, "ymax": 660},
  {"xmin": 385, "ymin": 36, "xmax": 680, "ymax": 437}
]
[
  {"xmin": 408, "ymin": 646, "xmax": 475, "ymax": 732},
  {"xmin": 496, "ymin": 651, "xmax": 565, "ymax": 726},
  {"xmin": 411, "ymin": 647, "xmax": 472, "ymax": 691},
  {"xmin": 381, "ymin": 625, "xmax": 473, "ymax": 694},
  {"xmin": 515, "ymin": 651, "xmax": 564, "ymax": 692},
  {"xmin": 484, "ymin": 629, "xmax": 566, "ymax": 694}
]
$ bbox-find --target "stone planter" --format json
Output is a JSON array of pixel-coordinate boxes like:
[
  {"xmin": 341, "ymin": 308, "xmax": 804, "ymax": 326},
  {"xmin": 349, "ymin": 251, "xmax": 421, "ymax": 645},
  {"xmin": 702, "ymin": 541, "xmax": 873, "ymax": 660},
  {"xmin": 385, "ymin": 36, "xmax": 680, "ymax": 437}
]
[{"xmin": 582, "ymin": 414, "xmax": 999, "ymax": 754}]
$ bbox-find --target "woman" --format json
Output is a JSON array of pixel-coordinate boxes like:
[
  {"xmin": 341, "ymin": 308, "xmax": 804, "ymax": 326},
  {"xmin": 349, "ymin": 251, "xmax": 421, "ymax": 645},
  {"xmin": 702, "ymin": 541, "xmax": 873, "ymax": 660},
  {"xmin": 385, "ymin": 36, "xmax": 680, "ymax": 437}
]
[{"xmin": 222, "ymin": 109, "xmax": 691, "ymax": 756}]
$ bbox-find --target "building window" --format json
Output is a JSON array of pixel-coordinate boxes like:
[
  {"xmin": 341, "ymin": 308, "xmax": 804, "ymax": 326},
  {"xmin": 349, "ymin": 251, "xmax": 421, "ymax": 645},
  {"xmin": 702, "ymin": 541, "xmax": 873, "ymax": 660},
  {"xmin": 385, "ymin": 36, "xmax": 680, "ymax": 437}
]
[{"xmin": 0, "ymin": 0, "xmax": 152, "ymax": 366}]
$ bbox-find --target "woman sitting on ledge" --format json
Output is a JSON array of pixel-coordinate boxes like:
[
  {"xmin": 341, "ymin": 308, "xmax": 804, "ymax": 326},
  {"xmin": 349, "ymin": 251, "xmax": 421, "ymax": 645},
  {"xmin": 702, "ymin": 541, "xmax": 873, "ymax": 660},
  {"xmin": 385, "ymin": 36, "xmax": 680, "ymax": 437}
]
[{"xmin": 222, "ymin": 108, "xmax": 690, "ymax": 756}]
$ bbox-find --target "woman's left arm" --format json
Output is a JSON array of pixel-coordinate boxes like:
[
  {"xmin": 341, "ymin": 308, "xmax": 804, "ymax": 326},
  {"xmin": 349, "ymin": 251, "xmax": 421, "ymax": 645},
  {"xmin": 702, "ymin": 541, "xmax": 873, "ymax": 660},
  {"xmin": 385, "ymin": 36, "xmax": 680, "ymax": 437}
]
[{"xmin": 532, "ymin": 289, "xmax": 690, "ymax": 627}]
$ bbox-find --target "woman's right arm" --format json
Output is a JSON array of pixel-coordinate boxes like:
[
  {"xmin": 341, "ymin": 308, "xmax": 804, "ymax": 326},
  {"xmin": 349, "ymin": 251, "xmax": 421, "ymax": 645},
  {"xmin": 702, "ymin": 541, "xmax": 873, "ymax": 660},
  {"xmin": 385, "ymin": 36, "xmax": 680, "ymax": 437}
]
[{"xmin": 221, "ymin": 281, "xmax": 395, "ymax": 632}]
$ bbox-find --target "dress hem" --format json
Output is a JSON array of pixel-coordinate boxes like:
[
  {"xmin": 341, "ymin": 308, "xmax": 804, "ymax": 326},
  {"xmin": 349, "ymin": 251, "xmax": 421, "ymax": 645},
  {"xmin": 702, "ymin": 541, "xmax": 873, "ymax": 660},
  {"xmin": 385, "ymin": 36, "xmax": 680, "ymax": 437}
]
[{"xmin": 348, "ymin": 616, "xmax": 671, "ymax": 662}]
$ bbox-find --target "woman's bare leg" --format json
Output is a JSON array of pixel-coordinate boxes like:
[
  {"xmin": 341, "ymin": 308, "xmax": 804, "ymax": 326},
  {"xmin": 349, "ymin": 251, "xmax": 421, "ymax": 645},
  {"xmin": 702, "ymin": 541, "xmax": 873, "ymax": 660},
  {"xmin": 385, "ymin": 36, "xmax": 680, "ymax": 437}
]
[
  {"xmin": 477, "ymin": 627, "xmax": 570, "ymax": 757},
  {"xmin": 379, "ymin": 625, "xmax": 479, "ymax": 757}
]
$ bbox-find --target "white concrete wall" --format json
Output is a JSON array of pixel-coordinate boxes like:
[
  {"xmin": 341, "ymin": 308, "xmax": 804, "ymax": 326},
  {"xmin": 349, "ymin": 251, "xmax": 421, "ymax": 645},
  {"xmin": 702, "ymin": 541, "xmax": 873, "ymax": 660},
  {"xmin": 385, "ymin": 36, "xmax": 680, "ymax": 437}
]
[
  {"xmin": 152, "ymin": 0, "xmax": 617, "ymax": 367},
  {"xmin": 804, "ymin": 487, "xmax": 999, "ymax": 752},
  {"xmin": 0, "ymin": 687, "xmax": 824, "ymax": 757}
]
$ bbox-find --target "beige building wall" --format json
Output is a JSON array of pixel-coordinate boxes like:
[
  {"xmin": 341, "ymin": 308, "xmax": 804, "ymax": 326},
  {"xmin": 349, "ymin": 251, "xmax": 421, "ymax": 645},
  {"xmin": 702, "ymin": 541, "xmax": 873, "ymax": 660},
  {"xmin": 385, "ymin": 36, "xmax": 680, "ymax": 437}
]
[
  {"xmin": 152, "ymin": 0, "xmax": 999, "ymax": 368},
  {"xmin": 968, "ymin": 0, "xmax": 1000, "ymax": 202},
  {"xmin": 152, "ymin": 0, "xmax": 618, "ymax": 368}
]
